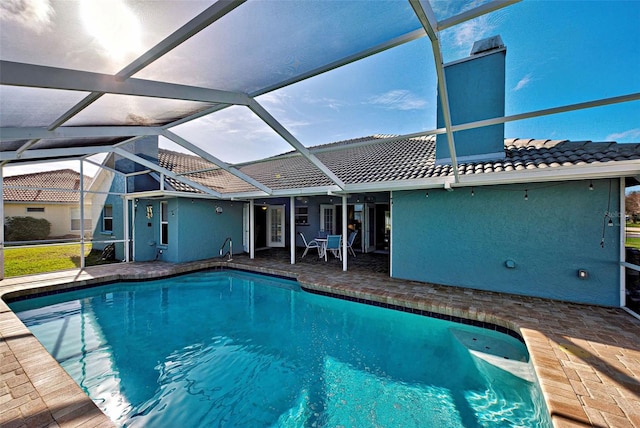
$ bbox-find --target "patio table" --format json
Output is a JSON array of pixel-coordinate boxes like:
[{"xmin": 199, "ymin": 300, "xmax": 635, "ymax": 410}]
[{"xmin": 315, "ymin": 238, "xmax": 327, "ymax": 260}]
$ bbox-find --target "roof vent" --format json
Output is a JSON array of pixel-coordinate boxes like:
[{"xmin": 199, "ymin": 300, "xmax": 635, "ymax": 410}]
[{"xmin": 470, "ymin": 35, "xmax": 505, "ymax": 56}]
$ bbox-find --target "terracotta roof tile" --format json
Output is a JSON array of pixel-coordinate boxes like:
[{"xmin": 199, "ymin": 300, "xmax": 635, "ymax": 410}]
[{"xmin": 3, "ymin": 169, "xmax": 90, "ymax": 203}]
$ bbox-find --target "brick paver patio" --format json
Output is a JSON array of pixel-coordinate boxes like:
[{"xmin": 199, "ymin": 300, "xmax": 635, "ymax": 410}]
[{"xmin": 1, "ymin": 252, "xmax": 639, "ymax": 427}]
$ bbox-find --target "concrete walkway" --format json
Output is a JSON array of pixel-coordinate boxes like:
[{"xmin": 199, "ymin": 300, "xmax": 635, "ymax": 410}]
[{"xmin": 1, "ymin": 254, "xmax": 639, "ymax": 427}]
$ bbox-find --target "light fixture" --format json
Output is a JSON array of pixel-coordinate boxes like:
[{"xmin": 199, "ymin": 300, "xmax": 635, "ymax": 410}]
[
  {"xmin": 608, "ymin": 216, "xmax": 613, "ymax": 227},
  {"xmin": 578, "ymin": 269, "xmax": 589, "ymax": 279},
  {"xmin": 146, "ymin": 204, "xmax": 153, "ymax": 219},
  {"xmin": 524, "ymin": 189, "xmax": 529, "ymax": 201},
  {"xmin": 425, "ymin": 192, "xmax": 429, "ymax": 198},
  {"xmin": 505, "ymin": 259, "xmax": 516, "ymax": 269},
  {"xmin": 471, "ymin": 187, "xmax": 475, "ymax": 197},
  {"xmin": 589, "ymin": 181, "xmax": 594, "ymax": 191},
  {"xmin": 215, "ymin": 206, "xmax": 223, "ymax": 214}
]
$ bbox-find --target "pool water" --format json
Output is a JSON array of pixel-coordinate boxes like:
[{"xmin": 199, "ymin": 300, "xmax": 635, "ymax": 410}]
[{"xmin": 10, "ymin": 270, "xmax": 551, "ymax": 427}]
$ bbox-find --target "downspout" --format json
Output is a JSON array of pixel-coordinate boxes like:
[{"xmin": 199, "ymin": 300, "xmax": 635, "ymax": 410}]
[
  {"xmin": 389, "ymin": 191, "xmax": 393, "ymax": 277},
  {"xmin": 290, "ymin": 196, "xmax": 295, "ymax": 265},
  {"xmin": 342, "ymin": 195, "xmax": 347, "ymax": 272},
  {"xmin": 249, "ymin": 199, "xmax": 255, "ymax": 259},
  {"xmin": 620, "ymin": 177, "xmax": 626, "ymax": 308},
  {"xmin": 79, "ymin": 161, "xmax": 86, "ymax": 269},
  {"xmin": 123, "ymin": 195, "xmax": 130, "ymax": 263}
]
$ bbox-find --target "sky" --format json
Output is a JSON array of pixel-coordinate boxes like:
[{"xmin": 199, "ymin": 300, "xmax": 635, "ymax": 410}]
[{"xmin": 2, "ymin": 0, "xmax": 639, "ymax": 177}]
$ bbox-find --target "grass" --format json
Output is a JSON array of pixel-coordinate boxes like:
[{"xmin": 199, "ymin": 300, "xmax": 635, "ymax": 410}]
[
  {"xmin": 626, "ymin": 237, "xmax": 640, "ymax": 250},
  {"xmin": 4, "ymin": 244, "xmax": 116, "ymax": 277}
]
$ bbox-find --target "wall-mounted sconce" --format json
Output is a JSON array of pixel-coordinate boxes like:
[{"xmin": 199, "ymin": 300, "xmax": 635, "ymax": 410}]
[
  {"xmin": 215, "ymin": 206, "xmax": 223, "ymax": 214},
  {"xmin": 146, "ymin": 204, "xmax": 153, "ymax": 219},
  {"xmin": 505, "ymin": 259, "xmax": 516, "ymax": 269},
  {"xmin": 578, "ymin": 269, "xmax": 589, "ymax": 279}
]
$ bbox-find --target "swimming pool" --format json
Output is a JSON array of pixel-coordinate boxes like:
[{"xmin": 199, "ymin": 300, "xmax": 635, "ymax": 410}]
[{"xmin": 10, "ymin": 270, "xmax": 551, "ymax": 427}]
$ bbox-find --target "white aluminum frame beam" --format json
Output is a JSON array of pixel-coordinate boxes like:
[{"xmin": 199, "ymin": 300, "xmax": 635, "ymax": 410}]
[
  {"xmin": 112, "ymin": 147, "xmax": 223, "ymax": 198},
  {"xmin": 248, "ymin": 99, "xmax": 346, "ymax": 189},
  {"xmin": 437, "ymin": 1, "xmax": 521, "ymax": 31},
  {"xmin": 409, "ymin": 0, "xmax": 460, "ymax": 182},
  {"xmin": 0, "ymin": 126, "xmax": 164, "ymax": 141},
  {"xmin": 0, "ymin": 145, "xmax": 115, "ymax": 162},
  {"xmin": 0, "ymin": 61, "xmax": 250, "ymax": 106},
  {"xmin": 162, "ymin": 130, "xmax": 273, "ymax": 195}
]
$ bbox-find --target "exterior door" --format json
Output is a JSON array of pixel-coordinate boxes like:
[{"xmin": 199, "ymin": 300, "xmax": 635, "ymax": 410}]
[
  {"xmin": 363, "ymin": 203, "xmax": 376, "ymax": 253},
  {"xmin": 267, "ymin": 205, "xmax": 285, "ymax": 247},
  {"xmin": 319, "ymin": 204, "xmax": 335, "ymax": 234}
]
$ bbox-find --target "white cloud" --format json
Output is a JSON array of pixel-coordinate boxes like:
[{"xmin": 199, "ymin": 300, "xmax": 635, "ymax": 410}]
[
  {"xmin": 453, "ymin": 16, "xmax": 494, "ymax": 48},
  {"xmin": 606, "ymin": 128, "xmax": 640, "ymax": 142},
  {"xmin": 0, "ymin": 0, "xmax": 55, "ymax": 33},
  {"xmin": 513, "ymin": 74, "xmax": 533, "ymax": 91},
  {"xmin": 367, "ymin": 90, "xmax": 427, "ymax": 111}
]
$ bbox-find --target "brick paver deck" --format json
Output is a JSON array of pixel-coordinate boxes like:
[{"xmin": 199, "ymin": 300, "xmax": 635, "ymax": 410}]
[{"xmin": 1, "ymin": 253, "xmax": 639, "ymax": 427}]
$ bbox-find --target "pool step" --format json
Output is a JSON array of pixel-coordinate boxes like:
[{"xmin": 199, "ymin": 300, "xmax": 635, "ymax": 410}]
[{"xmin": 450, "ymin": 328, "xmax": 536, "ymax": 383}]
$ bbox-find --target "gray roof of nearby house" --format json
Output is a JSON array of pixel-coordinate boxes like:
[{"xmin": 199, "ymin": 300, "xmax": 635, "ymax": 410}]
[
  {"xmin": 3, "ymin": 169, "xmax": 90, "ymax": 203},
  {"xmin": 157, "ymin": 136, "xmax": 640, "ymax": 195}
]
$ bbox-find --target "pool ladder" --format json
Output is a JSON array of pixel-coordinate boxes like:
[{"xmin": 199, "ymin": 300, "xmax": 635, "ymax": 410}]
[{"xmin": 219, "ymin": 237, "xmax": 233, "ymax": 261}]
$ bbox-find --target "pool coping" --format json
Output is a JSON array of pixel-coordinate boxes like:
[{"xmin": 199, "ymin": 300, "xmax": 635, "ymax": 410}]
[{"xmin": 1, "ymin": 258, "xmax": 639, "ymax": 427}]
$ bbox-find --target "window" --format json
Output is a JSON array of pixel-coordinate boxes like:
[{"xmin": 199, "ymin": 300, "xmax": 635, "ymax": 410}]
[
  {"xmin": 70, "ymin": 208, "xmax": 92, "ymax": 231},
  {"xmin": 295, "ymin": 206, "xmax": 309, "ymax": 225},
  {"xmin": 26, "ymin": 207, "xmax": 45, "ymax": 213},
  {"xmin": 160, "ymin": 201, "xmax": 168, "ymax": 245},
  {"xmin": 103, "ymin": 205, "xmax": 113, "ymax": 232}
]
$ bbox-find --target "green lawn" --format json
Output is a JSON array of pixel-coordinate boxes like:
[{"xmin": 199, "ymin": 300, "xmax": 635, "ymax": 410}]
[
  {"xmin": 4, "ymin": 244, "xmax": 113, "ymax": 277},
  {"xmin": 626, "ymin": 237, "xmax": 640, "ymax": 250}
]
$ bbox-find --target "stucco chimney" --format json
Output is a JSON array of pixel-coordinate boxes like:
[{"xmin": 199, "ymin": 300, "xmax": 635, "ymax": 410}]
[{"xmin": 436, "ymin": 35, "xmax": 506, "ymax": 163}]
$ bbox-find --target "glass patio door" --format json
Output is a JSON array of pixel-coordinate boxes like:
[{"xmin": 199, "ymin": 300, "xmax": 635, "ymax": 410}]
[
  {"xmin": 319, "ymin": 204, "xmax": 335, "ymax": 234},
  {"xmin": 267, "ymin": 205, "xmax": 285, "ymax": 247},
  {"xmin": 363, "ymin": 203, "xmax": 376, "ymax": 253}
]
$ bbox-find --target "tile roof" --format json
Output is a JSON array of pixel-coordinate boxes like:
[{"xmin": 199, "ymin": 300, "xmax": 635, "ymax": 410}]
[
  {"xmin": 159, "ymin": 150, "xmax": 258, "ymax": 194},
  {"xmin": 157, "ymin": 136, "xmax": 640, "ymax": 195},
  {"xmin": 3, "ymin": 169, "xmax": 90, "ymax": 203}
]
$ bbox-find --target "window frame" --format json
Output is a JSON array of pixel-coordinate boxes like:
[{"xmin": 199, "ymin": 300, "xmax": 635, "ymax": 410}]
[{"xmin": 160, "ymin": 201, "xmax": 168, "ymax": 246}]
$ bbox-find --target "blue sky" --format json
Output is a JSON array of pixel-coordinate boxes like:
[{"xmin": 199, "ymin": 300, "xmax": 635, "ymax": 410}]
[{"xmin": 4, "ymin": 0, "xmax": 639, "ymax": 175}]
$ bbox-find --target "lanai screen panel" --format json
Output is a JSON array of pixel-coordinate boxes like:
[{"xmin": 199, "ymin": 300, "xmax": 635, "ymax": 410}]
[
  {"xmin": 0, "ymin": 0, "xmax": 216, "ymax": 75},
  {"xmin": 0, "ymin": 86, "xmax": 90, "ymax": 127},
  {"xmin": 134, "ymin": 1, "xmax": 423, "ymax": 94},
  {"xmin": 64, "ymin": 94, "xmax": 218, "ymax": 127}
]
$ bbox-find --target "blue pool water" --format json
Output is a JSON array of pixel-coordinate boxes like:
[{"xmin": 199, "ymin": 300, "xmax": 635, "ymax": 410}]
[{"xmin": 10, "ymin": 270, "xmax": 551, "ymax": 427}]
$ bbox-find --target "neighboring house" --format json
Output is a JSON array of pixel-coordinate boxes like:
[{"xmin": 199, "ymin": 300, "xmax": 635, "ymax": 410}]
[{"xmin": 3, "ymin": 169, "xmax": 92, "ymax": 239}]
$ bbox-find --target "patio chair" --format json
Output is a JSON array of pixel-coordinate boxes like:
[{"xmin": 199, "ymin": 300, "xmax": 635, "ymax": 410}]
[
  {"xmin": 346, "ymin": 230, "xmax": 358, "ymax": 257},
  {"xmin": 299, "ymin": 232, "xmax": 320, "ymax": 258},
  {"xmin": 325, "ymin": 234, "xmax": 342, "ymax": 261}
]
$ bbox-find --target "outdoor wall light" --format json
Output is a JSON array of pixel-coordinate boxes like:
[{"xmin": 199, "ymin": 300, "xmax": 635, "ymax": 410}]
[
  {"xmin": 215, "ymin": 206, "xmax": 223, "ymax": 214},
  {"xmin": 505, "ymin": 259, "xmax": 516, "ymax": 269},
  {"xmin": 146, "ymin": 204, "xmax": 153, "ymax": 219},
  {"xmin": 578, "ymin": 269, "xmax": 589, "ymax": 279}
]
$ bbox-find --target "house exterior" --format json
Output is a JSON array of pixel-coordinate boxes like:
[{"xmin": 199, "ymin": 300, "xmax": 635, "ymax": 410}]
[
  {"xmin": 83, "ymin": 37, "xmax": 640, "ymax": 308},
  {"xmin": 2, "ymin": 169, "xmax": 92, "ymax": 240}
]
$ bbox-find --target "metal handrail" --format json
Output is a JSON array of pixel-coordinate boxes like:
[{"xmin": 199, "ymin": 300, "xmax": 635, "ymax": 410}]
[{"xmin": 219, "ymin": 237, "xmax": 233, "ymax": 261}]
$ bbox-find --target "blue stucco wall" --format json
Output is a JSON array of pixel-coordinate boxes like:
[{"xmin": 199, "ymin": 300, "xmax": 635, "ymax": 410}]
[
  {"xmin": 436, "ymin": 49, "xmax": 505, "ymax": 161},
  {"xmin": 133, "ymin": 198, "xmax": 243, "ymax": 263},
  {"xmin": 391, "ymin": 179, "xmax": 621, "ymax": 306},
  {"xmin": 93, "ymin": 174, "xmax": 126, "ymax": 260}
]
